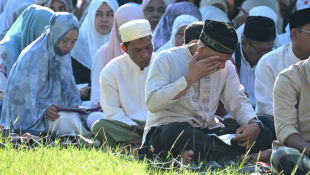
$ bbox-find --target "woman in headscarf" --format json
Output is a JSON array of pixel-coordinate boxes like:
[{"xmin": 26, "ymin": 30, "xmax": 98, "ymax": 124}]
[
  {"xmin": 155, "ymin": 14, "xmax": 198, "ymax": 54},
  {"xmin": 71, "ymin": 0, "xmax": 119, "ymax": 85},
  {"xmin": 152, "ymin": 2, "xmax": 202, "ymax": 51},
  {"xmin": 90, "ymin": 4, "xmax": 145, "ymax": 107},
  {"xmin": 0, "ymin": 2, "xmax": 33, "ymax": 41},
  {"xmin": 236, "ymin": 6, "xmax": 281, "ymax": 48},
  {"xmin": 0, "ymin": 5, "xmax": 53, "ymax": 107},
  {"xmin": 0, "ymin": 12, "xmax": 91, "ymax": 137},
  {"xmin": 0, "ymin": 0, "xmax": 35, "ymax": 34},
  {"xmin": 200, "ymin": 5, "xmax": 230, "ymax": 22},
  {"xmin": 45, "ymin": 0, "xmax": 73, "ymax": 13},
  {"xmin": 233, "ymin": 0, "xmax": 280, "ymax": 30},
  {"xmin": 141, "ymin": 0, "xmax": 167, "ymax": 31},
  {"xmin": 199, "ymin": 0, "xmax": 228, "ymax": 13}
]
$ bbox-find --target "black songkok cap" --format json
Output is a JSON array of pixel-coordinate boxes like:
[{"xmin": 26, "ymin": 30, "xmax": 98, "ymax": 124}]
[
  {"xmin": 244, "ymin": 16, "xmax": 276, "ymax": 42},
  {"xmin": 289, "ymin": 8, "xmax": 310, "ymax": 31},
  {"xmin": 199, "ymin": 20, "xmax": 237, "ymax": 54}
]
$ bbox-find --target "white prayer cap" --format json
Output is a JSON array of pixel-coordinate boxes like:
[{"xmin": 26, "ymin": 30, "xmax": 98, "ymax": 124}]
[{"xmin": 119, "ymin": 19, "xmax": 152, "ymax": 43}]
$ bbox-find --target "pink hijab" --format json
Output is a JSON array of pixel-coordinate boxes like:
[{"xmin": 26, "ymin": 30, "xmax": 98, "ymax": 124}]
[
  {"xmin": 91, "ymin": 4, "xmax": 145, "ymax": 107},
  {"xmin": 99, "ymin": 4, "xmax": 144, "ymax": 67}
]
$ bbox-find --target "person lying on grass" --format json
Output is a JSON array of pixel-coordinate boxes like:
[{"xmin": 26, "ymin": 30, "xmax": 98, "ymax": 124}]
[{"xmin": 141, "ymin": 19, "xmax": 273, "ymax": 163}]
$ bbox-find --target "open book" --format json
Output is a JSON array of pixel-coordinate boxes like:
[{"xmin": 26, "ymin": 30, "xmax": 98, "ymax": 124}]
[
  {"xmin": 57, "ymin": 107, "xmax": 102, "ymax": 115},
  {"xmin": 208, "ymin": 134, "xmax": 236, "ymax": 146}
]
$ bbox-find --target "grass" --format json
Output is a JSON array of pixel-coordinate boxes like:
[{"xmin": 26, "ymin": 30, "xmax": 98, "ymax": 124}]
[{"xmin": 0, "ymin": 138, "xmax": 252, "ymax": 175}]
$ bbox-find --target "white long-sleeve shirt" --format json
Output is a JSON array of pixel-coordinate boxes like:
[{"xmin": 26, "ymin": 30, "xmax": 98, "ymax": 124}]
[
  {"xmin": 232, "ymin": 43, "xmax": 256, "ymax": 107},
  {"xmin": 143, "ymin": 44, "xmax": 256, "ymax": 144},
  {"xmin": 255, "ymin": 43, "xmax": 300, "ymax": 117},
  {"xmin": 99, "ymin": 54, "xmax": 151, "ymax": 126}
]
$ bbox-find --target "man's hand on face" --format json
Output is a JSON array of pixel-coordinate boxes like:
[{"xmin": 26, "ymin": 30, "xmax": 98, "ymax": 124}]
[
  {"xmin": 185, "ymin": 52, "xmax": 221, "ymax": 83},
  {"xmin": 232, "ymin": 122, "xmax": 261, "ymax": 149},
  {"xmin": 46, "ymin": 105, "xmax": 61, "ymax": 121}
]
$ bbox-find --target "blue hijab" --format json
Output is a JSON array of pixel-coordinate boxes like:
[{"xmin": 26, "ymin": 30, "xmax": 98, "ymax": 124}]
[
  {"xmin": 0, "ymin": 5, "xmax": 54, "ymax": 75},
  {"xmin": 1, "ymin": 13, "xmax": 81, "ymax": 135},
  {"xmin": 152, "ymin": 2, "xmax": 202, "ymax": 51}
]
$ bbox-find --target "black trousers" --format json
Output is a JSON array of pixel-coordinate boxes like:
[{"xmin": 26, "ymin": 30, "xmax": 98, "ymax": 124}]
[{"xmin": 144, "ymin": 122, "xmax": 273, "ymax": 162}]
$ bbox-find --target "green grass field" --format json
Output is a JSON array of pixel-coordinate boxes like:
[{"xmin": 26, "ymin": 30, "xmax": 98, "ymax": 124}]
[{"xmin": 0, "ymin": 140, "xmax": 254, "ymax": 175}]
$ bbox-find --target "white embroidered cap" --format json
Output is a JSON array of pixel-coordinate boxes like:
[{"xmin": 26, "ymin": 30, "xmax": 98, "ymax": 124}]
[{"xmin": 119, "ymin": 19, "xmax": 152, "ymax": 42}]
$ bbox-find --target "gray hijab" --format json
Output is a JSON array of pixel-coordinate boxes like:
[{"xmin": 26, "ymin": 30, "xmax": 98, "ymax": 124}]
[{"xmin": 0, "ymin": 12, "xmax": 81, "ymax": 135}]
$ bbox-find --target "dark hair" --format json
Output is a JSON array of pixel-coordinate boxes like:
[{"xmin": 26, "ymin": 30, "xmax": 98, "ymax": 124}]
[
  {"xmin": 184, "ymin": 21, "xmax": 204, "ymax": 44},
  {"xmin": 122, "ymin": 35, "xmax": 153, "ymax": 49}
]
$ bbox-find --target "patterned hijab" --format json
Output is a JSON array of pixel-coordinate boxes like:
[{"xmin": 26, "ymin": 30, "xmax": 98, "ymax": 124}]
[
  {"xmin": 1, "ymin": 5, "xmax": 54, "ymax": 75},
  {"xmin": 1, "ymin": 13, "xmax": 81, "ymax": 135},
  {"xmin": 152, "ymin": 2, "xmax": 201, "ymax": 51}
]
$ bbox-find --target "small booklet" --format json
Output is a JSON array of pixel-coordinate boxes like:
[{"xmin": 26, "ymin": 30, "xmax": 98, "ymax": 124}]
[
  {"xmin": 76, "ymin": 83, "xmax": 89, "ymax": 90},
  {"xmin": 208, "ymin": 134, "xmax": 236, "ymax": 146},
  {"xmin": 57, "ymin": 107, "xmax": 102, "ymax": 115}
]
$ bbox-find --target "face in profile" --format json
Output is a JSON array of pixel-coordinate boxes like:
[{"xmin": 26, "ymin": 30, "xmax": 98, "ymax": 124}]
[
  {"xmin": 50, "ymin": 0, "xmax": 66, "ymax": 12},
  {"xmin": 144, "ymin": 0, "xmax": 166, "ymax": 30},
  {"xmin": 94, "ymin": 2, "xmax": 114, "ymax": 35},
  {"xmin": 175, "ymin": 25, "xmax": 187, "ymax": 47},
  {"xmin": 59, "ymin": 29, "xmax": 78, "ymax": 55}
]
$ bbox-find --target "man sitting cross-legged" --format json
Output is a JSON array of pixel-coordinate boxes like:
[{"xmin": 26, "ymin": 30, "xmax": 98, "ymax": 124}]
[
  {"xmin": 270, "ymin": 11, "xmax": 310, "ymax": 174},
  {"xmin": 87, "ymin": 19, "xmax": 154, "ymax": 149},
  {"xmin": 142, "ymin": 19, "xmax": 273, "ymax": 163}
]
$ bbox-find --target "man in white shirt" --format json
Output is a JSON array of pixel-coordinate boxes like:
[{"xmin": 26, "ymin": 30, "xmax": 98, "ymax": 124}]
[
  {"xmin": 233, "ymin": 16, "xmax": 276, "ymax": 108},
  {"xmin": 88, "ymin": 19, "xmax": 153, "ymax": 148},
  {"xmin": 233, "ymin": 16, "xmax": 276, "ymax": 137},
  {"xmin": 141, "ymin": 20, "xmax": 273, "ymax": 163},
  {"xmin": 255, "ymin": 8, "xmax": 310, "ymax": 121}
]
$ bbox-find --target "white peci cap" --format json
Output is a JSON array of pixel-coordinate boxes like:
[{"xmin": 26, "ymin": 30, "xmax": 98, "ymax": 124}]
[{"xmin": 119, "ymin": 19, "xmax": 152, "ymax": 42}]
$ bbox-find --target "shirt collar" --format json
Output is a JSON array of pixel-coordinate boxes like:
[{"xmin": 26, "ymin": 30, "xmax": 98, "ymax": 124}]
[
  {"xmin": 125, "ymin": 54, "xmax": 142, "ymax": 71},
  {"xmin": 240, "ymin": 43, "xmax": 253, "ymax": 68},
  {"xmin": 186, "ymin": 40, "xmax": 198, "ymax": 59},
  {"xmin": 288, "ymin": 43, "xmax": 301, "ymax": 62},
  {"xmin": 305, "ymin": 59, "xmax": 310, "ymax": 82}
]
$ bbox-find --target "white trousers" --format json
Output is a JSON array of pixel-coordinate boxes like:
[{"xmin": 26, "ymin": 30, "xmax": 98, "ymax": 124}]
[
  {"xmin": 86, "ymin": 112, "xmax": 106, "ymax": 131},
  {"xmin": 46, "ymin": 112, "xmax": 92, "ymax": 137}
]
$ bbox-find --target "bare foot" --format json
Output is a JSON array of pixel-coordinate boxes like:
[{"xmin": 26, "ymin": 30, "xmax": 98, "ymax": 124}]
[
  {"xmin": 182, "ymin": 150, "xmax": 194, "ymax": 163},
  {"xmin": 241, "ymin": 149, "xmax": 272, "ymax": 163}
]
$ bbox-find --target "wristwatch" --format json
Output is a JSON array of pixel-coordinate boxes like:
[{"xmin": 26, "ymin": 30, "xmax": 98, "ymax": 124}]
[{"xmin": 250, "ymin": 120, "xmax": 264, "ymax": 130}]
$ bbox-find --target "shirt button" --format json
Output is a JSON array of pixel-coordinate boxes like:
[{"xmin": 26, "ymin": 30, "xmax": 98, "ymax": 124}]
[{"xmin": 204, "ymin": 88, "xmax": 210, "ymax": 92}]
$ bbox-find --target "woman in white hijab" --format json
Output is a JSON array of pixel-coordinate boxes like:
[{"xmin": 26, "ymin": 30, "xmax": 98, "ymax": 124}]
[
  {"xmin": 141, "ymin": 0, "xmax": 167, "ymax": 31},
  {"xmin": 155, "ymin": 14, "xmax": 199, "ymax": 54},
  {"xmin": 0, "ymin": 0, "xmax": 35, "ymax": 34},
  {"xmin": 199, "ymin": 0, "xmax": 227, "ymax": 13},
  {"xmin": 236, "ymin": 6, "xmax": 281, "ymax": 48},
  {"xmin": 71, "ymin": 0, "xmax": 119, "ymax": 85},
  {"xmin": 200, "ymin": 5, "xmax": 230, "ymax": 22}
]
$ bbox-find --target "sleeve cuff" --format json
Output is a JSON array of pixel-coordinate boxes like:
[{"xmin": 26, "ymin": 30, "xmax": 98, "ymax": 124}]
[{"xmin": 278, "ymin": 125, "xmax": 300, "ymax": 144}]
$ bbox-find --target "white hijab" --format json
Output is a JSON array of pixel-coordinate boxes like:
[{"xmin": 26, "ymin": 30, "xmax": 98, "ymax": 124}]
[
  {"xmin": 155, "ymin": 14, "xmax": 199, "ymax": 54},
  {"xmin": 199, "ymin": 0, "xmax": 228, "ymax": 13},
  {"xmin": 141, "ymin": 0, "xmax": 168, "ymax": 11},
  {"xmin": 71, "ymin": 0, "xmax": 119, "ymax": 69},
  {"xmin": 0, "ymin": 0, "xmax": 34, "ymax": 34},
  {"xmin": 200, "ymin": 5, "xmax": 229, "ymax": 22},
  {"xmin": 236, "ymin": 6, "xmax": 280, "ymax": 47}
]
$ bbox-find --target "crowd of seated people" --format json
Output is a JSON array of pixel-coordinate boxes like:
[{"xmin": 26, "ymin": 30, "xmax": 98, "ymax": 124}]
[{"xmin": 0, "ymin": 0, "xmax": 310, "ymax": 173}]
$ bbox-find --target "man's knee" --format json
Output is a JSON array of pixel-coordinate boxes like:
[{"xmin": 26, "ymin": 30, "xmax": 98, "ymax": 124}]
[
  {"xmin": 271, "ymin": 146, "xmax": 310, "ymax": 174},
  {"xmin": 87, "ymin": 112, "xmax": 105, "ymax": 130}
]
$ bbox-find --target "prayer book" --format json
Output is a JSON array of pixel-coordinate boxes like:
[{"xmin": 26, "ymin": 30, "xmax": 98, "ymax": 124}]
[
  {"xmin": 57, "ymin": 107, "xmax": 102, "ymax": 115},
  {"xmin": 208, "ymin": 134, "xmax": 236, "ymax": 146},
  {"xmin": 76, "ymin": 83, "xmax": 89, "ymax": 90}
]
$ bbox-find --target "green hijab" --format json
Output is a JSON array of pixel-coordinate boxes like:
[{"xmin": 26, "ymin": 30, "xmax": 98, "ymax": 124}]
[{"xmin": 0, "ymin": 4, "xmax": 54, "ymax": 75}]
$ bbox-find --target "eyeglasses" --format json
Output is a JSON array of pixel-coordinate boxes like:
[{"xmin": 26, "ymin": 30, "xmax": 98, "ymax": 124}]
[
  {"xmin": 298, "ymin": 28, "xmax": 310, "ymax": 35},
  {"xmin": 248, "ymin": 41, "xmax": 276, "ymax": 55}
]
